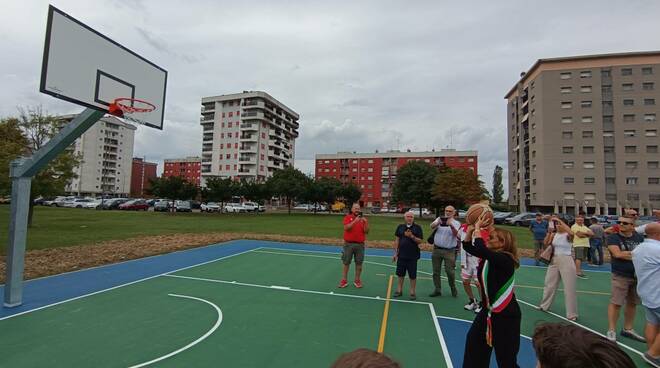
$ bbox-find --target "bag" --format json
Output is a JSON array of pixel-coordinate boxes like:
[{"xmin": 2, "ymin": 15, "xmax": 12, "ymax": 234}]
[{"xmin": 539, "ymin": 245, "xmax": 554, "ymax": 265}]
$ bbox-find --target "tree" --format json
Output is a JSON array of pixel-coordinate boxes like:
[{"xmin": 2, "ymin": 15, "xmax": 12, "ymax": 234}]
[
  {"xmin": 0, "ymin": 118, "xmax": 28, "ymax": 196},
  {"xmin": 339, "ymin": 182, "xmax": 362, "ymax": 209},
  {"xmin": 267, "ymin": 167, "xmax": 311, "ymax": 214},
  {"xmin": 315, "ymin": 177, "xmax": 343, "ymax": 213},
  {"xmin": 202, "ymin": 177, "xmax": 237, "ymax": 208},
  {"xmin": 391, "ymin": 161, "xmax": 439, "ymax": 217},
  {"xmin": 492, "ymin": 165, "xmax": 504, "ymax": 204},
  {"xmin": 147, "ymin": 176, "xmax": 198, "ymax": 212},
  {"xmin": 432, "ymin": 167, "xmax": 489, "ymax": 209}
]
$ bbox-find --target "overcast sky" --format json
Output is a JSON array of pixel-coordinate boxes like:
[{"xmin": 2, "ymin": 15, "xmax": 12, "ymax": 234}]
[{"xmin": 3, "ymin": 0, "xmax": 660, "ymax": 198}]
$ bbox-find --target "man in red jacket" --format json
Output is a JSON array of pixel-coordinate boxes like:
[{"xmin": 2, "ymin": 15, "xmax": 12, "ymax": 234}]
[{"xmin": 339, "ymin": 203, "xmax": 369, "ymax": 288}]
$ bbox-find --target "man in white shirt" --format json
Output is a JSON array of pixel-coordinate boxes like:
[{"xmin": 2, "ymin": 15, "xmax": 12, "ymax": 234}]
[
  {"xmin": 632, "ymin": 222, "xmax": 660, "ymax": 366},
  {"xmin": 429, "ymin": 206, "xmax": 461, "ymax": 297}
]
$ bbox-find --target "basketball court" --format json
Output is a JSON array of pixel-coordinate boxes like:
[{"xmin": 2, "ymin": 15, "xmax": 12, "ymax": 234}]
[{"xmin": 0, "ymin": 240, "xmax": 651, "ymax": 367}]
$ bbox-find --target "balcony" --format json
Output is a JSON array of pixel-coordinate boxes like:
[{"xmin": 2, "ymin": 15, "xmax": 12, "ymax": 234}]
[
  {"xmin": 104, "ymin": 138, "xmax": 118, "ymax": 146},
  {"xmin": 239, "ymin": 144, "xmax": 257, "ymax": 152},
  {"xmin": 203, "ymin": 133, "xmax": 213, "ymax": 142},
  {"xmin": 202, "ymin": 143, "xmax": 213, "ymax": 152},
  {"xmin": 237, "ymin": 168, "xmax": 257, "ymax": 176},
  {"xmin": 240, "ymin": 123, "xmax": 258, "ymax": 131},
  {"xmin": 201, "ymin": 104, "xmax": 215, "ymax": 112},
  {"xmin": 201, "ymin": 155, "xmax": 212, "ymax": 163},
  {"xmin": 239, "ymin": 156, "xmax": 256, "ymax": 164},
  {"xmin": 240, "ymin": 134, "xmax": 258, "ymax": 142}
]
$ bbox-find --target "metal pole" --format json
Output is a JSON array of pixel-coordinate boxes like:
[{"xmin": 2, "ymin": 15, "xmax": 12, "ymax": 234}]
[{"xmin": 4, "ymin": 108, "xmax": 104, "ymax": 307}]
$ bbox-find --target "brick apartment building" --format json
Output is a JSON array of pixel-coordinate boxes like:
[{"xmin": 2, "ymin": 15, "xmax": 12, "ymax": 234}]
[
  {"xmin": 315, "ymin": 150, "xmax": 478, "ymax": 208},
  {"xmin": 163, "ymin": 157, "xmax": 202, "ymax": 186},
  {"xmin": 130, "ymin": 158, "xmax": 157, "ymax": 197}
]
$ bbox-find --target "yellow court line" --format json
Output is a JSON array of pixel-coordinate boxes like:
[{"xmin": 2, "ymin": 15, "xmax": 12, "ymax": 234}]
[{"xmin": 377, "ymin": 275, "xmax": 394, "ymax": 353}]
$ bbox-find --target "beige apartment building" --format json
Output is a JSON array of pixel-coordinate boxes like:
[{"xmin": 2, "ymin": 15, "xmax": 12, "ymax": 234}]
[
  {"xmin": 200, "ymin": 91, "xmax": 299, "ymax": 185},
  {"xmin": 506, "ymin": 51, "xmax": 660, "ymax": 215}
]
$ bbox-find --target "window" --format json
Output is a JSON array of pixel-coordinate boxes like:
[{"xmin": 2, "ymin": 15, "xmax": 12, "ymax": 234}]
[
  {"xmin": 228, "ymin": 112, "xmax": 233, "ymax": 117},
  {"xmin": 644, "ymin": 98, "xmax": 656, "ymax": 105},
  {"xmin": 649, "ymin": 161, "xmax": 660, "ymax": 169},
  {"xmin": 582, "ymin": 130, "xmax": 594, "ymax": 138},
  {"xmin": 606, "ymin": 178, "xmax": 616, "ymax": 184},
  {"xmin": 602, "ymin": 85, "xmax": 612, "ymax": 93},
  {"xmin": 606, "ymin": 193, "xmax": 617, "ymax": 201},
  {"xmin": 643, "ymin": 82, "xmax": 655, "ymax": 90},
  {"xmin": 562, "ymin": 131, "xmax": 573, "ymax": 139},
  {"xmin": 560, "ymin": 72, "xmax": 572, "ymax": 79},
  {"xmin": 645, "ymin": 114, "xmax": 657, "ymax": 122},
  {"xmin": 622, "ymin": 83, "xmax": 634, "ymax": 91},
  {"xmin": 651, "ymin": 194, "xmax": 660, "ymax": 201},
  {"xmin": 580, "ymin": 71, "xmax": 592, "ymax": 78},
  {"xmin": 563, "ymin": 146, "xmax": 574, "ymax": 154},
  {"xmin": 627, "ymin": 193, "xmax": 639, "ymax": 201},
  {"xmin": 624, "ymin": 130, "xmax": 636, "ymax": 137},
  {"xmin": 583, "ymin": 146, "xmax": 594, "ymax": 154},
  {"xmin": 624, "ymin": 114, "xmax": 636, "ymax": 122},
  {"xmin": 561, "ymin": 102, "xmax": 572, "ymax": 109},
  {"xmin": 604, "ymin": 161, "xmax": 616, "ymax": 168},
  {"xmin": 564, "ymin": 177, "xmax": 575, "ymax": 184},
  {"xmin": 581, "ymin": 101, "xmax": 592, "ymax": 108},
  {"xmin": 642, "ymin": 67, "xmax": 653, "ymax": 75},
  {"xmin": 649, "ymin": 178, "xmax": 660, "ymax": 185},
  {"xmin": 601, "ymin": 69, "xmax": 611, "ymax": 77},
  {"xmin": 560, "ymin": 87, "xmax": 572, "ymax": 94},
  {"xmin": 626, "ymin": 177, "xmax": 638, "ymax": 185},
  {"xmin": 603, "ymin": 131, "xmax": 614, "ymax": 137},
  {"xmin": 646, "ymin": 130, "xmax": 658, "ymax": 137},
  {"xmin": 580, "ymin": 86, "xmax": 592, "ymax": 93},
  {"xmin": 561, "ymin": 117, "xmax": 573, "ymax": 124},
  {"xmin": 603, "ymin": 115, "xmax": 613, "ymax": 123},
  {"xmin": 367, "ymin": 159, "xmax": 373, "ymax": 163},
  {"xmin": 584, "ymin": 177, "xmax": 595, "ymax": 184},
  {"xmin": 625, "ymin": 161, "xmax": 638, "ymax": 169},
  {"xmin": 564, "ymin": 193, "xmax": 575, "ymax": 200},
  {"xmin": 648, "ymin": 145, "xmax": 659, "ymax": 153},
  {"xmin": 563, "ymin": 161, "xmax": 574, "ymax": 169},
  {"xmin": 625, "ymin": 146, "xmax": 637, "ymax": 153},
  {"xmin": 621, "ymin": 68, "xmax": 633, "ymax": 76},
  {"xmin": 583, "ymin": 162, "xmax": 595, "ymax": 169},
  {"xmin": 532, "ymin": 136, "xmax": 536, "ymax": 143},
  {"xmin": 623, "ymin": 99, "xmax": 634, "ymax": 106}
]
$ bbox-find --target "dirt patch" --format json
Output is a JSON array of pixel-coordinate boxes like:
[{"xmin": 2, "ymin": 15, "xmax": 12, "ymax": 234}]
[{"xmin": 0, "ymin": 233, "xmax": 542, "ymax": 284}]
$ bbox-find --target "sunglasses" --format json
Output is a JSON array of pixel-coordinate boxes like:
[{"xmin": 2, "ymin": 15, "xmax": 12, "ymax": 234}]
[{"xmin": 617, "ymin": 221, "xmax": 633, "ymax": 225}]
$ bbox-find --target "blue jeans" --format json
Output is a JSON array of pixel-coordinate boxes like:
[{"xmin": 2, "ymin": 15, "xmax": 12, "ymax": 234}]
[{"xmin": 589, "ymin": 238, "xmax": 603, "ymax": 265}]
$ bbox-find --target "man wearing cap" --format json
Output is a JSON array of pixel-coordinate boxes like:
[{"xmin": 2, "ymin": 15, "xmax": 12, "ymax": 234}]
[{"xmin": 529, "ymin": 213, "xmax": 549, "ymax": 266}]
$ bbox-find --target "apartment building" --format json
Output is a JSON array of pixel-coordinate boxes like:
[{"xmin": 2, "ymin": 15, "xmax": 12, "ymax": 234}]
[
  {"xmin": 506, "ymin": 51, "xmax": 660, "ymax": 215},
  {"xmin": 200, "ymin": 91, "xmax": 299, "ymax": 185},
  {"xmin": 163, "ymin": 157, "xmax": 201, "ymax": 186},
  {"xmin": 63, "ymin": 115, "xmax": 136, "ymax": 197},
  {"xmin": 130, "ymin": 158, "xmax": 157, "ymax": 197},
  {"xmin": 315, "ymin": 150, "xmax": 478, "ymax": 208}
]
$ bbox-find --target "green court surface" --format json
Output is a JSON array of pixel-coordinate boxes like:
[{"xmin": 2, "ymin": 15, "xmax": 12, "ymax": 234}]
[{"xmin": 0, "ymin": 245, "xmax": 650, "ymax": 367}]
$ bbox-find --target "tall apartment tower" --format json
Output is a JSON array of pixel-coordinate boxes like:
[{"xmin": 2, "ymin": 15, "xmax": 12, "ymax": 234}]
[
  {"xmin": 200, "ymin": 91, "xmax": 299, "ymax": 184},
  {"xmin": 62, "ymin": 115, "xmax": 136, "ymax": 197},
  {"xmin": 505, "ymin": 52, "xmax": 660, "ymax": 215}
]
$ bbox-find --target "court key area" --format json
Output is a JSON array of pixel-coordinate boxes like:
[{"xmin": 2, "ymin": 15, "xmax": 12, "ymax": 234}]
[{"xmin": 0, "ymin": 240, "xmax": 650, "ymax": 367}]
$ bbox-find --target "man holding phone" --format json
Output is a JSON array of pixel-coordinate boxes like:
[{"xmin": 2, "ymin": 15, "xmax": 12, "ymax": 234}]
[
  {"xmin": 429, "ymin": 206, "xmax": 461, "ymax": 297},
  {"xmin": 393, "ymin": 211, "xmax": 424, "ymax": 300},
  {"xmin": 339, "ymin": 203, "xmax": 369, "ymax": 288}
]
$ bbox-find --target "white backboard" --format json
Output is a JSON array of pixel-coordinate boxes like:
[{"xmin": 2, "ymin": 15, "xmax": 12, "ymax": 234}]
[{"xmin": 40, "ymin": 5, "xmax": 167, "ymax": 129}]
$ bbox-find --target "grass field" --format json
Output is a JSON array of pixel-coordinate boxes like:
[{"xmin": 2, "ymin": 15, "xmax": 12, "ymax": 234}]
[{"xmin": 0, "ymin": 206, "xmax": 534, "ymax": 253}]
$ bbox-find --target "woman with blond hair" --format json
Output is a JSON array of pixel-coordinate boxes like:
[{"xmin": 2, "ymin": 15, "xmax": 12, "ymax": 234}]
[
  {"xmin": 462, "ymin": 214, "xmax": 521, "ymax": 368},
  {"xmin": 538, "ymin": 216, "xmax": 578, "ymax": 321}
]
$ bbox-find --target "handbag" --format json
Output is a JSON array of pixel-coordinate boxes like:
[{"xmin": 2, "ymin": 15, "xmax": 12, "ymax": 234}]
[{"xmin": 539, "ymin": 233, "xmax": 555, "ymax": 265}]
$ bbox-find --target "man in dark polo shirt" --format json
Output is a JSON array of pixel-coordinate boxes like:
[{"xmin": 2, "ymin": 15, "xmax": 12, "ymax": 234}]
[
  {"xmin": 392, "ymin": 211, "xmax": 424, "ymax": 300},
  {"xmin": 606, "ymin": 215, "xmax": 647, "ymax": 343},
  {"xmin": 339, "ymin": 203, "xmax": 369, "ymax": 288}
]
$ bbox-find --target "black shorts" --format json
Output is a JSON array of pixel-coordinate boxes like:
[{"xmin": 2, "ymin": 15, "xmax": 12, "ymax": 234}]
[{"xmin": 396, "ymin": 258, "xmax": 418, "ymax": 279}]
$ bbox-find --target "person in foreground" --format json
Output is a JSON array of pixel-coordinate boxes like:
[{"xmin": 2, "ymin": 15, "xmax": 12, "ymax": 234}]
[
  {"xmin": 339, "ymin": 203, "xmax": 369, "ymax": 288},
  {"xmin": 462, "ymin": 213, "xmax": 521, "ymax": 368},
  {"xmin": 631, "ymin": 222, "xmax": 660, "ymax": 366},
  {"xmin": 392, "ymin": 211, "xmax": 423, "ymax": 300},
  {"xmin": 532, "ymin": 323, "xmax": 635, "ymax": 368},
  {"xmin": 330, "ymin": 348, "xmax": 401, "ymax": 368}
]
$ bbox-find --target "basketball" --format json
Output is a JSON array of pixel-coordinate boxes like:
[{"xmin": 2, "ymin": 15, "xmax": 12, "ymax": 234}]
[{"xmin": 465, "ymin": 203, "xmax": 494, "ymax": 226}]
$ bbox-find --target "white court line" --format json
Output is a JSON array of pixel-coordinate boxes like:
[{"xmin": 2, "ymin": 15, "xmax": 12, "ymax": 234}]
[
  {"xmin": 0, "ymin": 248, "xmax": 261, "ymax": 322},
  {"xmin": 164, "ymin": 274, "xmax": 428, "ymax": 305},
  {"xmin": 436, "ymin": 315, "xmax": 534, "ymax": 342},
  {"xmin": 516, "ymin": 299, "xmax": 644, "ymax": 359},
  {"xmin": 127, "ymin": 294, "xmax": 223, "ymax": 368},
  {"xmin": 254, "ymin": 247, "xmax": 646, "ymax": 359},
  {"xmin": 429, "ymin": 304, "xmax": 454, "ymax": 368}
]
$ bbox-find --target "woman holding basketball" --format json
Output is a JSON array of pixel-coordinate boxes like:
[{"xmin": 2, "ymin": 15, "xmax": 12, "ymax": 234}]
[{"xmin": 462, "ymin": 211, "xmax": 521, "ymax": 368}]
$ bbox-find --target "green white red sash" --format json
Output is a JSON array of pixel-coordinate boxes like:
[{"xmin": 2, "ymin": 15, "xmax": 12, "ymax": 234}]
[{"xmin": 480, "ymin": 259, "xmax": 515, "ymax": 347}]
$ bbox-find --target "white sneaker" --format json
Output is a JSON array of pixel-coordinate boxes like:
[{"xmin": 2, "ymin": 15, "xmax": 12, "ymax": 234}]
[
  {"xmin": 474, "ymin": 305, "xmax": 482, "ymax": 313},
  {"xmin": 606, "ymin": 330, "xmax": 616, "ymax": 342},
  {"xmin": 464, "ymin": 301, "xmax": 476, "ymax": 311}
]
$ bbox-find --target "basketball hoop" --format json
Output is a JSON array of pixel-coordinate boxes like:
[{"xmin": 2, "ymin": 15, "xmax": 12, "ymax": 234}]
[{"xmin": 108, "ymin": 97, "xmax": 156, "ymax": 117}]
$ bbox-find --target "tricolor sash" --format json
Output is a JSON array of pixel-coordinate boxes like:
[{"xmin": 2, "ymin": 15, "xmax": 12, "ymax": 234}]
[{"xmin": 480, "ymin": 259, "xmax": 515, "ymax": 347}]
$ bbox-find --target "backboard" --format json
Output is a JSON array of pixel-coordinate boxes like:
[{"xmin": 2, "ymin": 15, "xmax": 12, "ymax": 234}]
[{"xmin": 40, "ymin": 5, "xmax": 167, "ymax": 129}]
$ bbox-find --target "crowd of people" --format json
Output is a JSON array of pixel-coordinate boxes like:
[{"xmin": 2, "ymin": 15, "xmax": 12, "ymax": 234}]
[{"xmin": 335, "ymin": 203, "xmax": 659, "ymax": 367}]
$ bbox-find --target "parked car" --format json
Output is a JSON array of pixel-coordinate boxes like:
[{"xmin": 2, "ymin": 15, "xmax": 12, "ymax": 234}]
[
  {"xmin": 190, "ymin": 200, "xmax": 201, "ymax": 210},
  {"xmin": 457, "ymin": 210, "xmax": 467, "ymax": 219},
  {"xmin": 119, "ymin": 199, "xmax": 149, "ymax": 211},
  {"xmin": 505, "ymin": 212, "xmax": 537, "ymax": 226},
  {"xmin": 101, "ymin": 198, "xmax": 129, "ymax": 210},
  {"xmin": 331, "ymin": 201, "xmax": 346, "ymax": 212},
  {"xmin": 61, "ymin": 198, "xmax": 94, "ymax": 208},
  {"xmin": 201, "ymin": 202, "xmax": 221, "ymax": 212},
  {"xmin": 420, "ymin": 208, "xmax": 431, "ymax": 217},
  {"xmin": 493, "ymin": 212, "xmax": 514, "ymax": 224},
  {"xmin": 293, "ymin": 203, "xmax": 313, "ymax": 211},
  {"xmin": 224, "ymin": 203, "xmax": 247, "ymax": 213},
  {"xmin": 555, "ymin": 213, "xmax": 575, "ymax": 226},
  {"xmin": 242, "ymin": 202, "xmax": 259, "ymax": 212},
  {"xmin": 370, "ymin": 207, "xmax": 382, "ymax": 214},
  {"xmin": 52, "ymin": 196, "xmax": 75, "ymax": 207},
  {"xmin": 175, "ymin": 200, "xmax": 192, "ymax": 212},
  {"xmin": 258, "ymin": 204, "xmax": 266, "ymax": 212},
  {"xmin": 81, "ymin": 199, "xmax": 102, "ymax": 209},
  {"xmin": 154, "ymin": 200, "xmax": 172, "ymax": 212}
]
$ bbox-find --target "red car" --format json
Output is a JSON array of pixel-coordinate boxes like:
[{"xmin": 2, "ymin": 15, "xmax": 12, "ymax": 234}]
[{"xmin": 119, "ymin": 199, "xmax": 149, "ymax": 211}]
